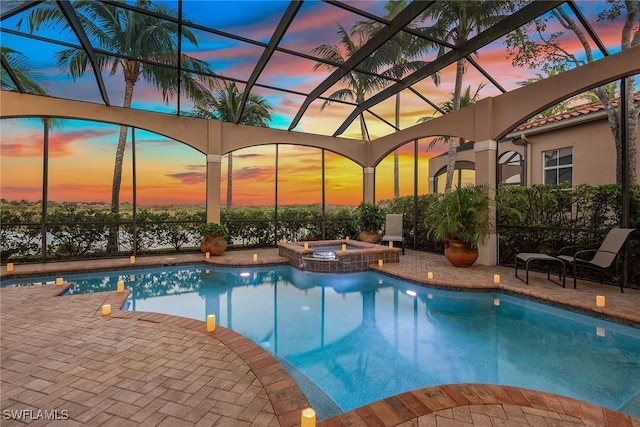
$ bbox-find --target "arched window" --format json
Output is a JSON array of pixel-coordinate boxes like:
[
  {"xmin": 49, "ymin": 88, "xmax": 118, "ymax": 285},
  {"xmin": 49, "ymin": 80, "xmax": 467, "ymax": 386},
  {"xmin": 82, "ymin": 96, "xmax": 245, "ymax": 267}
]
[
  {"xmin": 498, "ymin": 151, "xmax": 524, "ymax": 186},
  {"xmin": 433, "ymin": 161, "xmax": 475, "ymax": 193}
]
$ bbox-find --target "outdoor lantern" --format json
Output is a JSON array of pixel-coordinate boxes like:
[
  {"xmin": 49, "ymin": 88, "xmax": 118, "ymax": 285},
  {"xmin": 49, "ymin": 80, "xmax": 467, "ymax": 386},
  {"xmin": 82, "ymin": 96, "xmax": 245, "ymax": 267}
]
[
  {"xmin": 101, "ymin": 304, "xmax": 111, "ymax": 316},
  {"xmin": 207, "ymin": 314, "xmax": 216, "ymax": 332},
  {"xmin": 300, "ymin": 408, "xmax": 316, "ymax": 427}
]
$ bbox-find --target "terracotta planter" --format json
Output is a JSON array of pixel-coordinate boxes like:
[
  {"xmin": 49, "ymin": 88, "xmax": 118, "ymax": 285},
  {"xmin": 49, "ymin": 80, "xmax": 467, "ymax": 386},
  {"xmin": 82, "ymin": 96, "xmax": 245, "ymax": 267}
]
[
  {"xmin": 200, "ymin": 235, "xmax": 228, "ymax": 256},
  {"xmin": 444, "ymin": 239, "xmax": 478, "ymax": 267},
  {"xmin": 359, "ymin": 230, "xmax": 380, "ymax": 244}
]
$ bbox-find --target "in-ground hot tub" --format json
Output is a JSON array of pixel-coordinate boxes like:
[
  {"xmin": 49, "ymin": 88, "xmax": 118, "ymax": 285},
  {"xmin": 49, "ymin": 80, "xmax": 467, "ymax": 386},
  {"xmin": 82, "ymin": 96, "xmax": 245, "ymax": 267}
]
[{"xmin": 278, "ymin": 239, "xmax": 400, "ymax": 273}]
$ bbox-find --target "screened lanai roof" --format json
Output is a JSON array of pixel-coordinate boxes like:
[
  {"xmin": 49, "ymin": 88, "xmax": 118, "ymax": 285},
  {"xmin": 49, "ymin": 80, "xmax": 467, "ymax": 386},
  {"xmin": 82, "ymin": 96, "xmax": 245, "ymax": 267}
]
[{"xmin": 0, "ymin": 0, "xmax": 628, "ymax": 141}]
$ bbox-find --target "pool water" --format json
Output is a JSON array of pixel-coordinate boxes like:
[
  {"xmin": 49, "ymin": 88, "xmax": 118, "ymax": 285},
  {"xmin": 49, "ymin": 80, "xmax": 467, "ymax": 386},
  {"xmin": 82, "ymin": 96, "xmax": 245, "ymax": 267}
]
[{"xmin": 4, "ymin": 264, "xmax": 640, "ymax": 419}]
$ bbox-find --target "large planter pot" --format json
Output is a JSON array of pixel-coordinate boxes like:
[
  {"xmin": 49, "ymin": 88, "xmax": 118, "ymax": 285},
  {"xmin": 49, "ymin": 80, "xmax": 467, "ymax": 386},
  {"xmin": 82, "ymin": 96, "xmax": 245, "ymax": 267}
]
[
  {"xmin": 200, "ymin": 235, "xmax": 228, "ymax": 256},
  {"xmin": 359, "ymin": 230, "xmax": 380, "ymax": 244},
  {"xmin": 444, "ymin": 239, "xmax": 478, "ymax": 267}
]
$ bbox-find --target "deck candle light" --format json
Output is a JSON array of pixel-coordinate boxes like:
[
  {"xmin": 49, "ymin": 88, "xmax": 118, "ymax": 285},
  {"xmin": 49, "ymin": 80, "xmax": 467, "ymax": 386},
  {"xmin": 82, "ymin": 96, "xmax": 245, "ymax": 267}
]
[
  {"xmin": 378, "ymin": 259, "xmax": 383, "ymax": 267},
  {"xmin": 388, "ymin": 241, "xmax": 393, "ymax": 248},
  {"xmin": 596, "ymin": 295, "xmax": 605, "ymax": 307},
  {"xmin": 101, "ymin": 304, "xmax": 111, "ymax": 316},
  {"xmin": 6, "ymin": 263, "xmax": 13, "ymax": 272},
  {"xmin": 253, "ymin": 254, "xmax": 258, "ymax": 261},
  {"xmin": 205, "ymin": 252, "xmax": 210, "ymax": 259},
  {"xmin": 304, "ymin": 243, "xmax": 309, "ymax": 249},
  {"xmin": 341, "ymin": 244, "xmax": 346, "ymax": 251},
  {"xmin": 427, "ymin": 272, "xmax": 433, "ymax": 279},
  {"xmin": 493, "ymin": 274, "xmax": 500, "ymax": 284},
  {"xmin": 55, "ymin": 277, "xmax": 64, "ymax": 285},
  {"xmin": 207, "ymin": 314, "xmax": 216, "ymax": 332},
  {"xmin": 301, "ymin": 408, "xmax": 316, "ymax": 427},
  {"xmin": 117, "ymin": 280, "xmax": 125, "ymax": 293},
  {"xmin": 130, "ymin": 256, "xmax": 135, "ymax": 264}
]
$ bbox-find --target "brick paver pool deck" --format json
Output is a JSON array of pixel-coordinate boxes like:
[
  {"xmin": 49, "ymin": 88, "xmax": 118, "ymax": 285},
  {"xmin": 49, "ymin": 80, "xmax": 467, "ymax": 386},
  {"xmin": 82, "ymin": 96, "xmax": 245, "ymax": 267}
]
[{"xmin": 2, "ymin": 249, "xmax": 639, "ymax": 426}]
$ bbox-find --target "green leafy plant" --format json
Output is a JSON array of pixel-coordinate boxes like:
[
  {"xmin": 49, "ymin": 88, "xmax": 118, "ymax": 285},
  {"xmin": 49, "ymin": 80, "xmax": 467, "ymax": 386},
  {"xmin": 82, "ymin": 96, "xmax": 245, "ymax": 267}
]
[
  {"xmin": 426, "ymin": 184, "xmax": 493, "ymax": 249},
  {"xmin": 355, "ymin": 202, "xmax": 385, "ymax": 232},
  {"xmin": 199, "ymin": 223, "xmax": 229, "ymax": 238}
]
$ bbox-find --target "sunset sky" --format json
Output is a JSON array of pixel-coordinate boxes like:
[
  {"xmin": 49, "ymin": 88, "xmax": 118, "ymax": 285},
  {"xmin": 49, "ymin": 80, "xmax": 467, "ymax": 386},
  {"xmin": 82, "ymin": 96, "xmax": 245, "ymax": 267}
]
[{"xmin": 0, "ymin": 1, "xmax": 631, "ymax": 206}]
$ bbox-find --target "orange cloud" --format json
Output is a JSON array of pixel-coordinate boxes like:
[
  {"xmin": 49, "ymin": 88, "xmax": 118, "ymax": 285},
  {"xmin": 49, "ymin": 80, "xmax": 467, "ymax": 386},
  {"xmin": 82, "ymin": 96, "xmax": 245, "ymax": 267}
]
[{"xmin": 166, "ymin": 172, "xmax": 206, "ymax": 185}]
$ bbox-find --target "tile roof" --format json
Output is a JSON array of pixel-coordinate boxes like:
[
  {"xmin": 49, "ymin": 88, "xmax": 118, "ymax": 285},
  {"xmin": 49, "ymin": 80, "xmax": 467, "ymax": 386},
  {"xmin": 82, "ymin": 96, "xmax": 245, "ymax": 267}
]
[{"xmin": 515, "ymin": 92, "xmax": 640, "ymax": 132}]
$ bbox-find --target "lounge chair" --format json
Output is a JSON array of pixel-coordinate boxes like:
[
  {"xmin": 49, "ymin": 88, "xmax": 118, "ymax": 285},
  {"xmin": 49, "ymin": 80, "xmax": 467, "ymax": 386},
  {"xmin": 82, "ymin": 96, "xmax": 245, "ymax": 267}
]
[
  {"xmin": 558, "ymin": 227, "xmax": 636, "ymax": 292},
  {"xmin": 381, "ymin": 214, "xmax": 405, "ymax": 255}
]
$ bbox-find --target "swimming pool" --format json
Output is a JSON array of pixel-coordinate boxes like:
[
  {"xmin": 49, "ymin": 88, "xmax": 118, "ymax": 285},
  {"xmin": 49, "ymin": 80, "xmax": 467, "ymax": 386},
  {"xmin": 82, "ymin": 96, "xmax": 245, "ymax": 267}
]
[{"xmin": 4, "ymin": 264, "xmax": 640, "ymax": 419}]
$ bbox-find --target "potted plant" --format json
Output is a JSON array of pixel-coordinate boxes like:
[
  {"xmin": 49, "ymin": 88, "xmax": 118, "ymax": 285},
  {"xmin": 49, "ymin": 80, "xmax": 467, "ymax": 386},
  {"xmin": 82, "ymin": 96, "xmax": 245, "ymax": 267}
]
[
  {"xmin": 355, "ymin": 202, "xmax": 385, "ymax": 243},
  {"xmin": 199, "ymin": 223, "xmax": 229, "ymax": 256},
  {"xmin": 426, "ymin": 184, "xmax": 492, "ymax": 267}
]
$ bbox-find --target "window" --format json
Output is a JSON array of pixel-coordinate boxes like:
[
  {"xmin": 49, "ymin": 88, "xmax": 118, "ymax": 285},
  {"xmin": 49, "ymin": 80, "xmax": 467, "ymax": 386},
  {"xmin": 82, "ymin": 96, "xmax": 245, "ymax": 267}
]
[
  {"xmin": 498, "ymin": 151, "xmax": 524, "ymax": 186},
  {"xmin": 543, "ymin": 147, "xmax": 572, "ymax": 185}
]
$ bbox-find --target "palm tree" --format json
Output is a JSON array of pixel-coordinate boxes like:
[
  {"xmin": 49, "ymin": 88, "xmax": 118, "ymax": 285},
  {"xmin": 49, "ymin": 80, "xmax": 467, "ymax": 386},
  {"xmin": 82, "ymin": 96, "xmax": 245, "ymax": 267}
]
[
  {"xmin": 418, "ymin": 83, "xmax": 486, "ymax": 148},
  {"xmin": 1, "ymin": 47, "xmax": 47, "ymax": 95},
  {"xmin": 192, "ymin": 81, "xmax": 273, "ymax": 208},
  {"xmin": 312, "ymin": 24, "xmax": 387, "ymax": 141},
  {"xmin": 420, "ymin": 1, "xmax": 512, "ymax": 193},
  {"xmin": 356, "ymin": 0, "xmax": 433, "ymax": 199},
  {"xmin": 20, "ymin": 0, "xmax": 217, "ymax": 249}
]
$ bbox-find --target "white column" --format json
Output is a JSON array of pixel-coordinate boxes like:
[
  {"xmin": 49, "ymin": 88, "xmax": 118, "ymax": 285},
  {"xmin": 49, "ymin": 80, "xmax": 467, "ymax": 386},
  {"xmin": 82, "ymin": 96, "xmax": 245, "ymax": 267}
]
[
  {"xmin": 363, "ymin": 167, "xmax": 375, "ymax": 204},
  {"xmin": 428, "ymin": 176, "xmax": 435, "ymax": 194},
  {"xmin": 206, "ymin": 154, "xmax": 222, "ymax": 223},
  {"xmin": 474, "ymin": 140, "xmax": 498, "ymax": 266}
]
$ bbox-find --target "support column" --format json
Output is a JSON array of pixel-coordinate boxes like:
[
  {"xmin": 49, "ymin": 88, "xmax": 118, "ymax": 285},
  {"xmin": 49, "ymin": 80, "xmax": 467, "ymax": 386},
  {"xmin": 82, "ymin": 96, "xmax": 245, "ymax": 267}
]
[
  {"xmin": 474, "ymin": 140, "xmax": 498, "ymax": 265},
  {"xmin": 363, "ymin": 167, "xmax": 375, "ymax": 203},
  {"xmin": 428, "ymin": 176, "xmax": 435, "ymax": 194},
  {"xmin": 206, "ymin": 154, "xmax": 222, "ymax": 223}
]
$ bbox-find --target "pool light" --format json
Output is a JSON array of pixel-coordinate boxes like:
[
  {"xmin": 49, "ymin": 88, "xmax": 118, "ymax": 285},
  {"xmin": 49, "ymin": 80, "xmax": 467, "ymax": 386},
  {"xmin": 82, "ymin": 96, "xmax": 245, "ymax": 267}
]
[
  {"xmin": 240, "ymin": 272, "xmax": 250, "ymax": 277},
  {"xmin": 596, "ymin": 327, "xmax": 606, "ymax": 337},
  {"xmin": 406, "ymin": 290, "xmax": 417, "ymax": 297},
  {"xmin": 494, "ymin": 298, "xmax": 500, "ymax": 306}
]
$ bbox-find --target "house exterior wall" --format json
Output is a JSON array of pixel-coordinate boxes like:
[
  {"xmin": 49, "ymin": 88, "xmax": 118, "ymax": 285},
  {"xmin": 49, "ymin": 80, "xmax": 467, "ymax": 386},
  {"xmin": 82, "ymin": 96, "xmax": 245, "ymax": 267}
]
[
  {"xmin": 526, "ymin": 118, "xmax": 618, "ymax": 186},
  {"xmin": 428, "ymin": 113, "xmax": 640, "ymax": 189}
]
